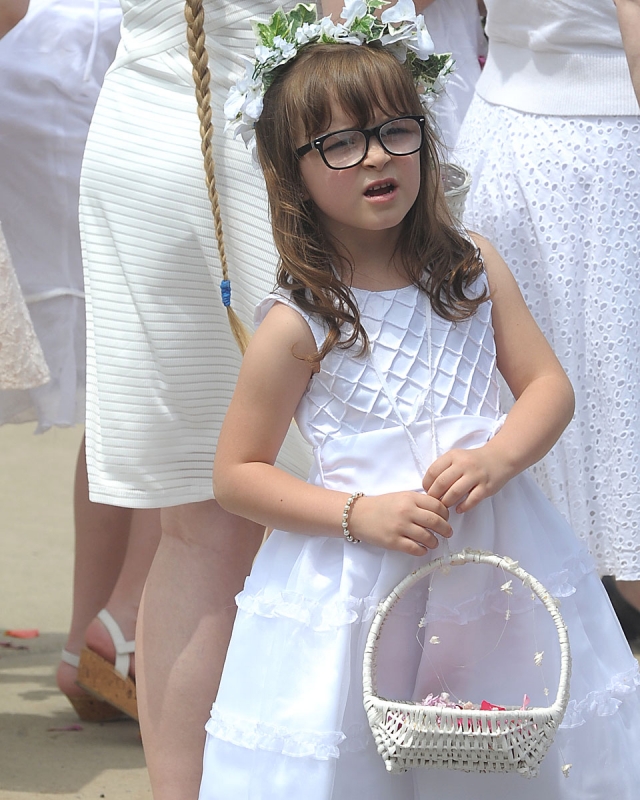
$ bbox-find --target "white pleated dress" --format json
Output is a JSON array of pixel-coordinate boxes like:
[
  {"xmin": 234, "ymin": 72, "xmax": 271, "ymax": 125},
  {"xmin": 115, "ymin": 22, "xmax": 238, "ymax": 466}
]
[
  {"xmin": 199, "ymin": 282, "xmax": 640, "ymax": 800},
  {"xmin": 79, "ymin": 0, "xmax": 310, "ymax": 508}
]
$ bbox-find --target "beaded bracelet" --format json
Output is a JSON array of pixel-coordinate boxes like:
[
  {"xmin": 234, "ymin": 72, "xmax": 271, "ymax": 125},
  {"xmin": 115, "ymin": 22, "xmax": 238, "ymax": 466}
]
[{"xmin": 342, "ymin": 491, "xmax": 364, "ymax": 543}]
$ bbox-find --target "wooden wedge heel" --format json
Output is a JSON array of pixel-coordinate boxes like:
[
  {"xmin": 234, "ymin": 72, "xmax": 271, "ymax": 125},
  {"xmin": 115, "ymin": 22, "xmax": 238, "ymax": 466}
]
[
  {"xmin": 60, "ymin": 649, "xmax": 124, "ymax": 722},
  {"xmin": 76, "ymin": 609, "xmax": 138, "ymax": 721}
]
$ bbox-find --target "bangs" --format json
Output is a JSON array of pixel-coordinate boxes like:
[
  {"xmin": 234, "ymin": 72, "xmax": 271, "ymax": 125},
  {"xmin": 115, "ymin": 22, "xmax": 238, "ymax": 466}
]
[{"xmin": 282, "ymin": 44, "xmax": 423, "ymax": 138}]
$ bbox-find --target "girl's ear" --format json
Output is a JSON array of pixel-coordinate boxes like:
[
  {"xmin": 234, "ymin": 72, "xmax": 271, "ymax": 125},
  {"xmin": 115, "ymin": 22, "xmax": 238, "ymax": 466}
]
[{"xmin": 300, "ymin": 181, "xmax": 310, "ymax": 202}]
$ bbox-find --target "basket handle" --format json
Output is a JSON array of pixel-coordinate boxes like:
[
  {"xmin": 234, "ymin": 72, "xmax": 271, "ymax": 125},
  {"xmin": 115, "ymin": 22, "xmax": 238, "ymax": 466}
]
[{"xmin": 363, "ymin": 549, "xmax": 571, "ymax": 715}]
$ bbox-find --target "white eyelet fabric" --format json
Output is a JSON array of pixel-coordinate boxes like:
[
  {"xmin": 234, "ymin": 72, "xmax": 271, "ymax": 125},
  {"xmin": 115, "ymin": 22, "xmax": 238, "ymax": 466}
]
[{"xmin": 456, "ymin": 98, "xmax": 640, "ymax": 580}]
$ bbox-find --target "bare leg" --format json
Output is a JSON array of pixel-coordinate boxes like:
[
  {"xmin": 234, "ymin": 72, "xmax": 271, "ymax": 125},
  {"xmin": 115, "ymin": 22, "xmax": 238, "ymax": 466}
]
[
  {"xmin": 84, "ymin": 504, "xmax": 161, "ymax": 676},
  {"xmin": 57, "ymin": 435, "xmax": 132, "ymax": 699},
  {"xmin": 616, "ymin": 580, "xmax": 640, "ymax": 612},
  {"xmin": 137, "ymin": 499, "xmax": 263, "ymax": 800}
]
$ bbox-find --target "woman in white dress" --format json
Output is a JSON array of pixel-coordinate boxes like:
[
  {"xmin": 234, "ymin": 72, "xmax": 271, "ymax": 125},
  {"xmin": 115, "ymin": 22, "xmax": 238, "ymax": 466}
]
[
  {"xmin": 456, "ymin": 0, "xmax": 640, "ymax": 636},
  {"xmin": 0, "ymin": 0, "xmax": 162, "ymax": 724},
  {"xmin": 79, "ymin": 0, "xmax": 312, "ymax": 795}
]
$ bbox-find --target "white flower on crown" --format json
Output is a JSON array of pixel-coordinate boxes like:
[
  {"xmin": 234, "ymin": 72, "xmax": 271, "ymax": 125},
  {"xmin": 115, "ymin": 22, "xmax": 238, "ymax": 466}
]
[
  {"xmin": 380, "ymin": 0, "xmax": 417, "ymax": 24},
  {"xmin": 319, "ymin": 16, "xmax": 343, "ymax": 38},
  {"xmin": 223, "ymin": 62, "xmax": 261, "ymax": 125},
  {"xmin": 383, "ymin": 40, "xmax": 409, "ymax": 63},
  {"xmin": 273, "ymin": 35, "xmax": 298, "ymax": 62},
  {"xmin": 409, "ymin": 14, "xmax": 435, "ymax": 59},
  {"xmin": 295, "ymin": 22, "xmax": 322, "ymax": 45},
  {"xmin": 255, "ymin": 44, "xmax": 274, "ymax": 64},
  {"xmin": 340, "ymin": 0, "xmax": 368, "ymax": 27}
]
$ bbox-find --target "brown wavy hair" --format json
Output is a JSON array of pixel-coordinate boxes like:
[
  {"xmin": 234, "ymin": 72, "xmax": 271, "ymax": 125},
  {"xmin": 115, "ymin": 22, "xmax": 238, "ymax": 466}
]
[{"xmin": 255, "ymin": 43, "xmax": 486, "ymax": 361}]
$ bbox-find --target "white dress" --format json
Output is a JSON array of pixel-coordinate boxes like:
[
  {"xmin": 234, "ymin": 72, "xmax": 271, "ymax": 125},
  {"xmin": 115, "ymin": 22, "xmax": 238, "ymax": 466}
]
[
  {"xmin": 422, "ymin": 0, "xmax": 486, "ymax": 153},
  {"xmin": 455, "ymin": 1, "xmax": 640, "ymax": 580},
  {"xmin": 80, "ymin": 0, "xmax": 310, "ymax": 508},
  {"xmin": 0, "ymin": 0, "xmax": 121, "ymax": 430},
  {"xmin": 199, "ymin": 282, "xmax": 640, "ymax": 799}
]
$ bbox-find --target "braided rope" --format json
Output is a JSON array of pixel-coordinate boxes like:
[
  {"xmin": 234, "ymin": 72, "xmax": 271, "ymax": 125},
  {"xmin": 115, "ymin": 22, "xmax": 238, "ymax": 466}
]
[{"xmin": 184, "ymin": 0, "xmax": 252, "ymax": 354}]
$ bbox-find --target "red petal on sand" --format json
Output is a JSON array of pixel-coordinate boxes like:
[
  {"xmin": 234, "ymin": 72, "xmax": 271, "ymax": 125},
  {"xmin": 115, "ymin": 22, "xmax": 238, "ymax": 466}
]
[
  {"xmin": 0, "ymin": 640, "xmax": 29, "ymax": 649},
  {"xmin": 4, "ymin": 629, "xmax": 40, "ymax": 639},
  {"xmin": 47, "ymin": 724, "xmax": 84, "ymax": 732}
]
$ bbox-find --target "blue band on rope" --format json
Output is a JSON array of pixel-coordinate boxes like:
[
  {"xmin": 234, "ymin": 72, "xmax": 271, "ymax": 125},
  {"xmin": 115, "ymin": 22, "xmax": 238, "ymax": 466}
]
[{"xmin": 220, "ymin": 279, "xmax": 231, "ymax": 307}]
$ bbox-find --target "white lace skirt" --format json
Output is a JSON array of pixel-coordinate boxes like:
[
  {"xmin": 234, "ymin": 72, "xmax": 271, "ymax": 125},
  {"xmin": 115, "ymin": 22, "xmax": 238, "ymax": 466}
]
[
  {"xmin": 0, "ymin": 224, "xmax": 49, "ymax": 391},
  {"xmin": 456, "ymin": 97, "xmax": 640, "ymax": 580}
]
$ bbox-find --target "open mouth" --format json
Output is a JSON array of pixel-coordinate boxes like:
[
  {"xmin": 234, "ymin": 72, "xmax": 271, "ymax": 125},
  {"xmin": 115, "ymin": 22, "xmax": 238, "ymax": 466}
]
[{"xmin": 364, "ymin": 181, "xmax": 396, "ymax": 198}]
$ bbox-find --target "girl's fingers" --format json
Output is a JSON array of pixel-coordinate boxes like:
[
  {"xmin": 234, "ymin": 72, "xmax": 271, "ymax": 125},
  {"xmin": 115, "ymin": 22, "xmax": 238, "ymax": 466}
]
[
  {"xmin": 414, "ymin": 493, "xmax": 450, "ymax": 521},
  {"xmin": 425, "ymin": 464, "xmax": 463, "ymax": 500},
  {"xmin": 412, "ymin": 508, "xmax": 452, "ymax": 540},
  {"xmin": 439, "ymin": 476, "xmax": 474, "ymax": 509},
  {"xmin": 455, "ymin": 485, "xmax": 485, "ymax": 514}
]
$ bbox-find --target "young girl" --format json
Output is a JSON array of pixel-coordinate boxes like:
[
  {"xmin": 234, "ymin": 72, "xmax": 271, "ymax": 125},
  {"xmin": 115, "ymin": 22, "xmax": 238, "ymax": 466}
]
[{"xmin": 198, "ymin": 36, "xmax": 640, "ymax": 800}]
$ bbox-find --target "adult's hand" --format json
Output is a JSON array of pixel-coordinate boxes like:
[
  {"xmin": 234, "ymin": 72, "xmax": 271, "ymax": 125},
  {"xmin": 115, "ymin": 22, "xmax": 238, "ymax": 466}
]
[{"xmin": 615, "ymin": 0, "xmax": 640, "ymax": 105}]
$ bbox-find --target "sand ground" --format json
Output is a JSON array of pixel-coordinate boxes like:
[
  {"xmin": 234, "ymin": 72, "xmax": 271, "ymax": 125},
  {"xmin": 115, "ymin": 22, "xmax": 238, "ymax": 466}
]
[{"xmin": 0, "ymin": 423, "xmax": 150, "ymax": 799}]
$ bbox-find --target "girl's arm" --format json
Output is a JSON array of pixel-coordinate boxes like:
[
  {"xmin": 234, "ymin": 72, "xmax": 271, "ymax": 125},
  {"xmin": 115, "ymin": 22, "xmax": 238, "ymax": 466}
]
[
  {"xmin": 423, "ymin": 234, "xmax": 575, "ymax": 513},
  {"xmin": 615, "ymin": 0, "xmax": 640, "ymax": 105},
  {"xmin": 214, "ymin": 301, "xmax": 451, "ymax": 554},
  {"xmin": 0, "ymin": 0, "xmax": 29, "ymax": 38}
]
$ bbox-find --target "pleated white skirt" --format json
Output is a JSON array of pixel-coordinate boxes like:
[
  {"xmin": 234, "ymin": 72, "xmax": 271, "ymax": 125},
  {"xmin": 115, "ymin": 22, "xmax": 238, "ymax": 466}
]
[{"xmin": 79, "ymin": 1, "xmax": 311, "ymax": 507}]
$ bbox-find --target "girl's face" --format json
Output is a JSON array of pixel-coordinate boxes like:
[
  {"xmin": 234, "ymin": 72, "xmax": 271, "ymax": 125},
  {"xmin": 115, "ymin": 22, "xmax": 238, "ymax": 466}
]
[{"xmin": 296, "ymin": 101, "xmax": 421, "ymax": 249}]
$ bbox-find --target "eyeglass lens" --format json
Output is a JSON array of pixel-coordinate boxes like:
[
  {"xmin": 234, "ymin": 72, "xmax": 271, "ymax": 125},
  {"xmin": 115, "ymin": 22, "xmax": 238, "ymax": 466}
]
[{"xmin": 321, "ymin": 117, "xmax": 423, "ymax": 169}]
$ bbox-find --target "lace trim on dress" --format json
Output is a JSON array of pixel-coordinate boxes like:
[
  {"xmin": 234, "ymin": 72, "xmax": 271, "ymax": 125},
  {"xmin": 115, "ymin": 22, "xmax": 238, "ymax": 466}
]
[
  {"xmin": 205, "ymin": 705, "xmax": 346, "ymax": 760},
  {"xmin": 205, "ymin": 667, "xmax": 640, "ymax": 759},
  {"xmin": 236, "ymin": 549, "xmax": 595, "ymax": 630},
  {"xmin": 560, "ymin": 663, "xmax": 640, "ymax": 729},
  {"xmin": 235, "ymin": 586, "xmax": 379, "ymax": 631}
]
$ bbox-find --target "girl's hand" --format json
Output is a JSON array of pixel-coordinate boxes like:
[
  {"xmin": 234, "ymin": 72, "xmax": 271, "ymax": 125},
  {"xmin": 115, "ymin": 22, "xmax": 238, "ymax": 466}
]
[
  {"xmin": 423, "ymin": 446, "xmax": 511, "ymax": 514},
  {"xmin": 349, "ymin": 492, "xmax": 452, "ymax": 556}
]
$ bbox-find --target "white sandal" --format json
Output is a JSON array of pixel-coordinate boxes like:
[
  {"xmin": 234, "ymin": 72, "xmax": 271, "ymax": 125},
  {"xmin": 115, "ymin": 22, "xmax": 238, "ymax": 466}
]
[{"xmin": 76, "ymin": 609, "xmax": 138, "ymax": 721}]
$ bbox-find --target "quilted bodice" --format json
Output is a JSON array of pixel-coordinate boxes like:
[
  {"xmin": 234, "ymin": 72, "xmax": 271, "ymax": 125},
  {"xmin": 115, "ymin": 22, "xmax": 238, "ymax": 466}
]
[{"xmin": 257, "ymin": 280, "xmax": 501, "ymax": 452}]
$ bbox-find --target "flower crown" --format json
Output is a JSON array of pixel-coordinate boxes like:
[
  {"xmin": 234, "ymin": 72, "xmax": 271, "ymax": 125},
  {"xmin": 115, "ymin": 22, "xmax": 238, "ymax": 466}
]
[{"xmin": 224, "ymin": 0, "xmax": 454, "ymax": 149}]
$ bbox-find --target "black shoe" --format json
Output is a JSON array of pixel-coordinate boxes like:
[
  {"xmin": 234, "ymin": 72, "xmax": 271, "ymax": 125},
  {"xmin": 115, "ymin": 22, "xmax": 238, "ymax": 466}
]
[{"xmin": 602, "ymin": 575, "xmax": 640, "ymax": 644}]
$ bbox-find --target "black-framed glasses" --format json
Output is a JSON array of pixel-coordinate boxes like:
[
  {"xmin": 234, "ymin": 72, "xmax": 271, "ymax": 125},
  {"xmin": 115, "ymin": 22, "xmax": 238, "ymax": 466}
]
[{"xmin": 296, "ymin": 115, "xmax": 426, "ymax": 170}]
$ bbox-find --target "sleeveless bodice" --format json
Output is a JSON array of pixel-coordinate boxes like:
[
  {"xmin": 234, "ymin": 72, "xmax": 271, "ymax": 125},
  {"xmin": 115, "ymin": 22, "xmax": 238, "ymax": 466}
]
[{"xmin": 258, "ymin": 282, "xmax": 501, "ymax": 453}]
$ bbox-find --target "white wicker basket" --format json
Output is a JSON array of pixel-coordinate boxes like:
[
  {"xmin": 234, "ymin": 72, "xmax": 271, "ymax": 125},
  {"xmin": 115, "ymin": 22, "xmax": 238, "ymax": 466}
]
[
  {"xmin": 442, "ymin": 163, "xmax": 472, "ymax": 223},
  {"xmin": 363, "ymin": 549, "xmax": 572, "ymax": 777}
]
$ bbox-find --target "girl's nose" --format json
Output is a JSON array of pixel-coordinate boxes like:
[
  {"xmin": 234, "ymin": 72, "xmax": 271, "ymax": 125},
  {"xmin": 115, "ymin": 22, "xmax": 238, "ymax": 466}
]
[{"xmin": 363, "ymin": 137, "xmax": 390, "ymax": 168}]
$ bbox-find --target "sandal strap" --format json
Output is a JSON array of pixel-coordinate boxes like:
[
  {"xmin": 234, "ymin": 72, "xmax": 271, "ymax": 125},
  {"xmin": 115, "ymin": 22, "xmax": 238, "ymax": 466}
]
[
  {"xmin": 97, "ymin": 609, "xmax": 135, "ymax": 678},
  {"xmin": 61, "ymin": 649, "xmax": 80, "ymax": 668}
]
